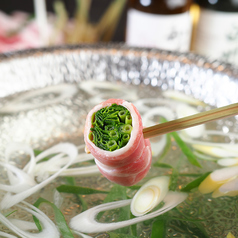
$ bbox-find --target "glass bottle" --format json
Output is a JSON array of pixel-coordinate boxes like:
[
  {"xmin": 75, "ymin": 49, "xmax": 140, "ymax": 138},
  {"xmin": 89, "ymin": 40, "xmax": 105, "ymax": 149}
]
[
  {"xmin": 126, "ymin": 0, "xmax": 193, "ymax": 52},
  {"xmin": 193, "ymin": 0, "xmax": 238, "ymax": 66}
]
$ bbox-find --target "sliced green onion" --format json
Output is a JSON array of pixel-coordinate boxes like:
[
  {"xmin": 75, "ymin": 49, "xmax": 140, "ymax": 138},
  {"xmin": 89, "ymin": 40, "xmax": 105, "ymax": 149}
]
[
  {"xmin": 108, "ymin": 130, "xmax": 119, "ymax": 141},
  {"xmin": 90, "ymin": 104, "xmax": 133, "ymax": 151},
  {"xmin": 119, "ymin": 124, "xmax": 132, "ymax": 134},
  {"xmin": 0, "ymin": 143, "xmax": 77, "ymax": 210},
  {"xmin": 0, "ymin": 162, "xmax": 36, "ymax": 193},
  {"xmin": 130, "ymin": 176, "xmax": 170, "ymax": 216},
  {"xmin": 125, "ymin": 115, "xmax": 132, "ymax": 125},
  {"xmin": 120, "ymin": 134, "xmax": 130, "ymax": 147},
  {"xmin": 192, "ymin": 144, "xmax": 238, "ymax": 158},
  {"xmin": 213, "ymin": 177, "xmax": 238, "ymax": 198},
  {"xmin": 198, "ymin": 166, "xmax": 238, "ymax": 197},
  {"xmin": 217, "ymin": 158, "xmax": 238, "ymax": 167},
  {"xmin": 0, "ymin": 201, "xmax": 60, "ymax": 237},
  {"xmin": 105, "ymin": 125, "xmax": 116, "ymax": 131},
  {"xmin": 107, "ymin": 140, "xmax": 119, "ymax": 151},
  {"xmin": 69, "ymin": 191, "xmax": 187, "ymax": 233},
  {"xmin": 118, "ymin": 110, "xmax": 127, "ymax": 122}
]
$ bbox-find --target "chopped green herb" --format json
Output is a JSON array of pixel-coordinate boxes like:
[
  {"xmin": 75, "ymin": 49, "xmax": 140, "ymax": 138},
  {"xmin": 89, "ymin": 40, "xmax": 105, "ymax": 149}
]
[
  {"xmin": 90, "ymin": 104, "xmax": 133, "ymax": 151},
  {"xmin": 125, "ymin": 115, "xmax": 132, "ymax": 125}
]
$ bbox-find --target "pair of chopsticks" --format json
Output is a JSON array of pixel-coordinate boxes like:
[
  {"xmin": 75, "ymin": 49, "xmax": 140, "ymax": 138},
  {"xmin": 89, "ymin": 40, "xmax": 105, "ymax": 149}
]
[{"xmin": 143, "ymin": 102, "xmax": 238, "ymax": 139}]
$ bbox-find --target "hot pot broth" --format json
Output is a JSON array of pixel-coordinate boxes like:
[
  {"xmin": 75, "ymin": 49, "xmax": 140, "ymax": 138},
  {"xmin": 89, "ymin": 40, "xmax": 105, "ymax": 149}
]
[
  {"xmin": 0, "ymin": 45, "xmax": 238, "ymax": 237},
  {"xmin": 0, "ymin": 80, "xmax": 238, "ymax": 237}
]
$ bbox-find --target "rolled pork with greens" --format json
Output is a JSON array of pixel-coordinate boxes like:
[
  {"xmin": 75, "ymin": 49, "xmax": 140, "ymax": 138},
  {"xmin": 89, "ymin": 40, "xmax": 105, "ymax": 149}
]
[{"xmin": 84, "ymin": 98, "xmax": 152, "ymax": 186}]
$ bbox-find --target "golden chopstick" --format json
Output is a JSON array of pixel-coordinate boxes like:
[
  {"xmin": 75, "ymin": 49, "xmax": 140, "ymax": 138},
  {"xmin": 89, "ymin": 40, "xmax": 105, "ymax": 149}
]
[{"xmin": 143, "ymin": 102, "xmax": 238, "ymax": 139}]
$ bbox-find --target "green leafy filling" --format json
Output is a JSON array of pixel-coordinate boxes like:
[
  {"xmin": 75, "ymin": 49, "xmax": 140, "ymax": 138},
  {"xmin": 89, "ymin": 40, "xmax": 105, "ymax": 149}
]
[{"xmin": 89, "ymin": 103, "xmax": 133, "ymax": 151}]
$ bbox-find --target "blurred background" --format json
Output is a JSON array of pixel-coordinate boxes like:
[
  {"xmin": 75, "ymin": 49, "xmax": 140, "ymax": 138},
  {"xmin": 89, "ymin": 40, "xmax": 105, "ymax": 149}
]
[{"xmin": 0, "ymin": 0, "xmax": 237, "ymax": 66}]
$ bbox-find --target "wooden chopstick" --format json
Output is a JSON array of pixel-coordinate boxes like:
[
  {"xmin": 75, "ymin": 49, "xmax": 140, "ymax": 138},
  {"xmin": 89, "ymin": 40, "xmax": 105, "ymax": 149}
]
[{"xmin": 143, "ymin": 102, "xmax": 238, "ymax": 139}]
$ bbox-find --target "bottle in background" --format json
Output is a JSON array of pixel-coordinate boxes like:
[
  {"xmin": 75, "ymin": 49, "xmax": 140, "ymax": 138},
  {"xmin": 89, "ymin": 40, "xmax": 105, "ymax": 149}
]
[
  {"xmin": 126, "ymin": 0, "xmax": 193, "ymax": 52},
  {"xmin": 193, "ymin": 0, "xmax": 238, "ymax": 66}
]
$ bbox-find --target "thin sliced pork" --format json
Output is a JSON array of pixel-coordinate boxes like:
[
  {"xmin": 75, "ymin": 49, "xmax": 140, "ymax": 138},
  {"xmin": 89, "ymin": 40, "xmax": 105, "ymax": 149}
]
[{"xmin": 84, "ymin": 99, "xmax": 152, "ymax": 186}]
